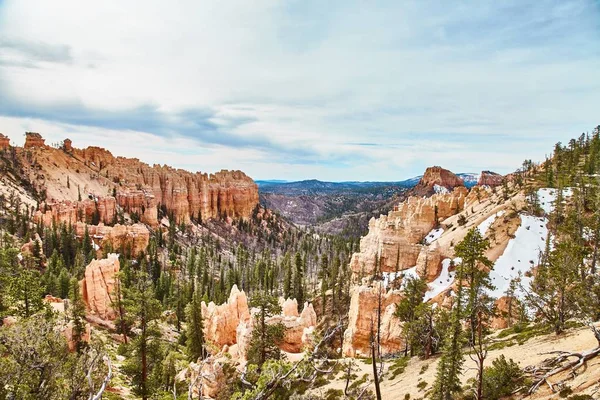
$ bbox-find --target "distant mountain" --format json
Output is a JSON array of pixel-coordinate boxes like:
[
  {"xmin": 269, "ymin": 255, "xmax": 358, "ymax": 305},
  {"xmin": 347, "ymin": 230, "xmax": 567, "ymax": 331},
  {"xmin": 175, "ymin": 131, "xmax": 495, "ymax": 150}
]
[{"xmin": 456, "ymin": 172, "xmax": 480, "ymax": 188}]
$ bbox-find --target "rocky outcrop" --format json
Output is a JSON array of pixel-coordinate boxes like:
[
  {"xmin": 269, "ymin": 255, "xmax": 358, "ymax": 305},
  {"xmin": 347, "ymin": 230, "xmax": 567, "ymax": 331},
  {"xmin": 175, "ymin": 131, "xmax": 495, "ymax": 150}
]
[
  {"xmin": 415, "ymin": 242, "xmax": 443, "ymax": 281},
  {"xmin": 75, "ymin": 222, "xmax": 150, "ymax": 256},
  {"xmin": 477, "ymin": 171, "xmax": 503, "ymax": 187},
  {"xmin": 202, "ymin": 287, "xmax": 317, "ymax": 358},
  {"xmin": 116, "ymin": 190, "xmax": 158, "ymax": 225},
  {"xmin": 202, "ymin": 285, "xmax": 251, "ymax": 349},
  {"xmin": 80, "ymin": 254, "xmax": 120, "ymax": 321},
  {"xmin": 61, "ymin": 320, "xmax": 92, "ymax": 352},
  {"xmin": 63, "ymin": 138, "xmax": 72, "ymax": 152},
  {"xmin": 490, "ymin": 296, "xmax": 519, "ymax": 329},
  {"xmin": 412, "ymin": 166, "xmax": 464, "ymax": 196},
  {"xmin": 24, "ymin": 132, "xmax": 46, "ymax": 148},
  {"xmin": 350, "ymin": 187, "xmax": 467, "ymax": 278},
  {"xmin": 35, "ymin": 197, "xmax": 117, "ymax": 226},
  {"xmin": 0, "ymin": 134, "xmax": 10, "ymax": 150},
  {"xmin": 342, "ymin": 284, "xmax": 403, "ymax": 357},
  {"xmin": 69, "ymin": 142, "xmax": 259, "ymax": 224}
]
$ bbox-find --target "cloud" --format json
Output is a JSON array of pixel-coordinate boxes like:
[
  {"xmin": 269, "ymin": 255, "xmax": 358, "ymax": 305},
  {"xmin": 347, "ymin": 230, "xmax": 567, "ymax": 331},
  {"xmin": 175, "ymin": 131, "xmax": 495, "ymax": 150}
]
[{"xmin": 0, "ymin": 0, "xmax": 599, "ymax": 180}]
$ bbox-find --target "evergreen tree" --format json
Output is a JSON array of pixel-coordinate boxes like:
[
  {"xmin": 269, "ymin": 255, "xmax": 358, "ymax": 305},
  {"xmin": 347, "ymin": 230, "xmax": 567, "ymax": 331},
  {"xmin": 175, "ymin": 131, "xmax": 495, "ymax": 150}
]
[
  {"xmin": 185, "ymin": 284, "xmax": 205, "ymax": 362},
  {"xmin": 247, "ymin": 291, "xmax": 284, "ymax": 369}
]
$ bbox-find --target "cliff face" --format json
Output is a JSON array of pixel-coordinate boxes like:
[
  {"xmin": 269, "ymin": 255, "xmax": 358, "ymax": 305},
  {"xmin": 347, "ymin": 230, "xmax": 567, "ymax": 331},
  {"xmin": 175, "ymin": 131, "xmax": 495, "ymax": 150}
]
[
  {"xmin": 350, "ymin": 186, "xmax": 468, "ymax": 278},
  {"xmin": 16, "ymin": 134, "xmax": 259, "ymax": 226},
  {"xmin": 80, "ymin": 254, "xmax": 120, "ymax": 321},
  {"xmin": 411, "ymin": 166, "xmax": 465, "ymax": 196},
  {"xmin": 342, "ymin": 284, "xmax": 403, "ymax": 357},
  {"xmin": 477, "ymin": 170, "xmax": 504, "ymax": 187},
  {"xmin": 71, "ymin": 145, "xmax": 259, "ymax": 224}
]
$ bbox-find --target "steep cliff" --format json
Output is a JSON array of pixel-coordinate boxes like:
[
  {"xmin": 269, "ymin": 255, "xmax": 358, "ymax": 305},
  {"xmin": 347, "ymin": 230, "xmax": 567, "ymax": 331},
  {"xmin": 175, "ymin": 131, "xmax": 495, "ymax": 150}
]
[
  {"xmin": 411, "ymin": 166, "xmax": 465, "ymax": 196},
  {"xmin": 14, "ymin": 133, "xmax": 259, "ymax": 226}
]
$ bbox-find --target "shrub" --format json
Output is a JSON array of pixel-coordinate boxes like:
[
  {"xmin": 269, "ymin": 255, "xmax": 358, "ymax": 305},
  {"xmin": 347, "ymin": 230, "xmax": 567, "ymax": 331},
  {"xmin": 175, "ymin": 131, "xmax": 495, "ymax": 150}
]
[
  {"xmin": 474, "ymin": 355, "xmax": 527, "ymax": 400},
  {"xmin": 457, "ymin": 214, "xmax": 467, "ymax": 226}
]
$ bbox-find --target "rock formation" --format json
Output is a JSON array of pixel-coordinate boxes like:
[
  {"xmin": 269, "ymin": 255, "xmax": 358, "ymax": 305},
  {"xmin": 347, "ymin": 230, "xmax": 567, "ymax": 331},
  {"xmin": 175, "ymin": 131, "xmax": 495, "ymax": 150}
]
[
  {"xmin": 0, "ymin": 133, "xmax": 10, "ymax": 150},
  {"xmin": 415, "ymin": 242, "xmax": 443, "ymax": 281},
  {"xmin": 342, "ymin": 284, "xmax": 403, "ymax": 357},
  {"xmin": 477, "ymin": 170, "xmax": 504, "ymax": 187},
  {"xmin": 35, "ymin": 197, "xmax": 117, "ymax": 226},
  {"xmin": 61, "ymin": 320, "xmax": 92, "ymax": 352},
  {"xmin": 24, "ymin": 132, "xmax": 46, "ymax": 148},
  {"xmin": 63, "ymin": 138, "xmax": 72, "ymax": 152},
  {"xmin": 202, "ymin": 286, "xmax": 317, "ymax": 359},
  {"xmin": 202, "ymin": 285, "xmax": 251, "ymax": 349},
  {"xmin": 490, "ymin": 296, "xmax": 519, "ymax": 329},
  {"xmin": 15, "ymin": 133, "xmax": 260, "ymax": 226},
  {"xmin": 80, "ymin": 254, "xmax": 120, "ymax": 320},
  {"xmin": 75, "ymin": 222, "xmax": 150, "ymax": 257},
  {"xmin": 350, "ymin": 186, "xmax": 467, "ymax": 278},
  {"xmin": 411, "ymin": 166, "xmax": 465, "ymax": 196}
]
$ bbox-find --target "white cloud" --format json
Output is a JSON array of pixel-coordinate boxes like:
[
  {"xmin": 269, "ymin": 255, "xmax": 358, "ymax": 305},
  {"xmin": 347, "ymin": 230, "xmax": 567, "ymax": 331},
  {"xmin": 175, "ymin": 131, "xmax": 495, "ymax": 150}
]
[{"xmin": 0, "ymin": 0, "xmax": 599, "ymax": 180}]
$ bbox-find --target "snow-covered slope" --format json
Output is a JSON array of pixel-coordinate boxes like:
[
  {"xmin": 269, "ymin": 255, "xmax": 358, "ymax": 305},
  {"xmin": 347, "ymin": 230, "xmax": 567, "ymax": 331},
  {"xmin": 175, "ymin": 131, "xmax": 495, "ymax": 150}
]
[
  {"xmin": 488, "ymin": 215, "xmax": 548, "ymax": 298},
  {"xmin": 424, "ymin": 258, "xmax": 460, "ymax": 301},
  {"xmin": 477, "ymin": 210, "xmax": 505, "ymax": 236}
]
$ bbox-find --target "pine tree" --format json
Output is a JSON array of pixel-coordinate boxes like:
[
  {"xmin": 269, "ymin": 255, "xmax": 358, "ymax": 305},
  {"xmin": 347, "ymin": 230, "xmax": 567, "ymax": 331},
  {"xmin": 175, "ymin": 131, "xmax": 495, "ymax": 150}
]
[
  {"xmin": 247, "ymin": 291, "xmax": 284, "ymax": 369},
  {"xmin": 68, "ymin": 277, "xmax": 87, "ymax": 353},
  {"xmin": 185, "ymin": 284, "xmax": 205, "ymax": 362},
  {"xmin": 123, "ymin": 273, "xmax": 163, "ymax": 399},
  {"xmin": 293, "ymin": 252, "xmax": 304, "ymax": 308},
  {"xmin": 454, "ymin": 228, "xmax": 494, "ymax": 345},
  {"xmin": 395, "ymin": 275, "xmax": 427, "ymax": 356},
  {"xmin": 432, "ymin": 258, "xmax": 465, "ymax": 400}
]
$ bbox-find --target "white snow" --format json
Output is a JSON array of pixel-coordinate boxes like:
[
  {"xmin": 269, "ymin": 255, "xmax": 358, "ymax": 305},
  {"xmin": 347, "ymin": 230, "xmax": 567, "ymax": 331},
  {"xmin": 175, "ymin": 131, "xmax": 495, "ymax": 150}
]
[
  {"xmin": 477, "ymin": 210, "xmax": 505, "ymax": 236},
  {"xmin": 487, "ymin": 215, "xmax": 548, "ymax": 298},
  {"xmin": 433, "ymin": 184, "xmax": 449, "ymax": 194},
  {"xmin": 424, "ymin": 228, "xmax": 444, "ymax": 244},
  {"xmin": 537, "ymin": 188, "xmax": 573, "ymax": 214},
  {"xmin": 424, "ymin": 258, "xmax": 460, "ymax": 302},
  {"xmin": 383, "ymin": 266, "xmax": 418, "ymax": 289}
]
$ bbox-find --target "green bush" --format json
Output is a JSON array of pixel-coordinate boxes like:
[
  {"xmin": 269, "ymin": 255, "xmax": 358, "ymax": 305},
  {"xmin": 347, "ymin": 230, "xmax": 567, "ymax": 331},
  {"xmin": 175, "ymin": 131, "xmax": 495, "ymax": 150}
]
[{"xmin": 471, "ymin": 355, "xmax": 527, "ymax": 400}]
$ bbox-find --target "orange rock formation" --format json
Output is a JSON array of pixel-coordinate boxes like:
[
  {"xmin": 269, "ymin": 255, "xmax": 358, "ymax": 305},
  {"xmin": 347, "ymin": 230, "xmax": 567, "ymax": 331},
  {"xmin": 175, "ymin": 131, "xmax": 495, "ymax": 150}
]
[{"xmin": 80, "ymin": 254, "xmax": 120, "ymax": 320}]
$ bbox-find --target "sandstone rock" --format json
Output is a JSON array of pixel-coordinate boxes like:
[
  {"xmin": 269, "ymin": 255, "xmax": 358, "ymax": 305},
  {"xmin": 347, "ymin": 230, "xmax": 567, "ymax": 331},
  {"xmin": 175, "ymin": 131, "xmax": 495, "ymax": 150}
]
[
  {"xmin": 281, "ymin": 298, "xmax": 300, "ymax": 317},
  {"xmin": 116, "ymin": 190, "xmax": 158, "ymax": 225},
  {"xmin": 350, "ymin": 187, "xmax": 467, "ymax": 278},
  {"xmin": 412, "ymin": 166, "xmax": 465, "ymax": 196},
  {"xmin": 61, "ymin": 320, "xmax": 92, "ymax": 352},
  {"xmin": 63, "ymin": 138, "xmax": 72, "ymax": 152},
  {"xmin": 342, "ymin": 284, "xmax": 403, "ymax": 357},
  {"xmin": 2, "ymin": 316, "xmax": 17, "ymax": 327},
  {"xmin": 80, "ymin": 254, "xmax": 120, "ymax": 320},
  {"xmin": 203, "ymin": 285, "xmax": 251, "ymax": 349},
  {"xmin": 271, "ymin": 302, "xmax": 318, "ymax": 353},
  {"xmin": 35, "ymin": 197, "xmax": 117, "ymax": 226},
  {"xmin": 75, "ymin": 222, "xmax": 150, "ymax": 256},
  {"xmin": 415, "ymin": 242, "xmax": 443, "ymax": 281},
  {"xmin": 0, "ymin": 133, "xmax": 10, "ymax": 150},
  {"xmin": 13, "ymin": 132, "xmax": 260, "ymax": 227},
  {"xmin": 20, "ymin": 234, "xmax": 43, "ymax": 256},
  {"xmin": 73, "ymin": 145, "xmax": 259, "ymax": 225},
  {"xmin": 24, "ymin": 132, "xmax": 46, "ymax": 148},
  {"xmin": 490, "ymin": 296, "xmax": 519, "ymax": 330},
  {"xmin": 477, "ymin": 171, "xmax": 503, "ymax": 187}
]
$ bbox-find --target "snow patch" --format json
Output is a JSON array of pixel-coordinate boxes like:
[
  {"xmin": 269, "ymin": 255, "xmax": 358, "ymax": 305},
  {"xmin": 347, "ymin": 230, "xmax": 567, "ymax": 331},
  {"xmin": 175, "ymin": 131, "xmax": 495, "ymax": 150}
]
[
  {"xmin": 537, "ymin": 188, "xmax": 573, "ymax": 215},
  {"xmin": 433, "ymin": 184, "xmax": 449, "ymax": 194},
  {"xmin": 424, "ymin": 228, "xmax": 444, "ymax": 244},
  {"xmin": 383, "ymin": 266, "xmax": 418, "ymax": 289},
  {"xmin": 424, "ymin": 258, "xmax": 461, "ymax": 302},
  {"xmin": 477, "ymin": 210, "xmax": 505, "ymax": 236},
  {"xmin": 488, "ymin": 215, "xmax": 547, "ymax": 298}
]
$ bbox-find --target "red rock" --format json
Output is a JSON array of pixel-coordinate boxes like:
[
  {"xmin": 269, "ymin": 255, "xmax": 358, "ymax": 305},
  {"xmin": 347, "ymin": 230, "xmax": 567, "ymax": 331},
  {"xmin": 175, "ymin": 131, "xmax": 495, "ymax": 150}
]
[
  {"xmin": 490, "ymin": 296, "xmax": 519, "ymax": 329},
  {"xmin": 477, "ymin": 171, "xmax": 504, "ymax": 187},
  {"xmin": 412, "ymin": 166, "xmax": 465, "ymax": 196},
  {"xmin": 350, "ymin": 187, "xmax": 467, "ymax": 278},
  {"xmin": 24, "ymin": 132, "xmax": 46, "ymax": 148},
  {"xmin": 202, "ymin": 285, "xmax": 251, "ymax": 349},
  {"xmin": 63, "ymin": 138, "xmax": 72, "ymax": 152},
  {"xmin": 75, "ymin": 222, "xmax": 150, "ymax": 256},
  {"xmin": 0, "ymin": 134, "xmax": 10, "ymax": 150},
  {"xmin": 35, "ymin": 197, "xmax": 116, "ymax": 226},
  {"xmin": 342, "ymin": 284, "xmax": 404, "ymax": 357},
  {"xmin": 80, "ymin": 254, "xmax": 120, "ymax": 320},
  {"xmin": 61, "ymin": 320, "xmax": 92, "ymax": 352},
  {"xmin": 416, "ymin": 242, "xmax": 443, "ymax": 281}
]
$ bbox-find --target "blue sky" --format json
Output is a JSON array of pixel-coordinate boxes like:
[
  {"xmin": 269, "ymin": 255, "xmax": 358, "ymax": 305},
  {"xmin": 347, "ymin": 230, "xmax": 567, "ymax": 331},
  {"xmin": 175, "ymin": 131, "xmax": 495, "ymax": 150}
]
[{"xmin": 0, "ymin": 0, "xmax": 599, "ymax": 181}]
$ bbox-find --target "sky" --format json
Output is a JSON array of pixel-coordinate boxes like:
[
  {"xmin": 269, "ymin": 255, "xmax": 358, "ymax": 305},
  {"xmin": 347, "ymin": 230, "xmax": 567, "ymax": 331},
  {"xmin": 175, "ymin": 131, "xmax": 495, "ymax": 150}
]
[{"xmin": 0, "ymin": 0, "xmax": 599, "ymax": 182}]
